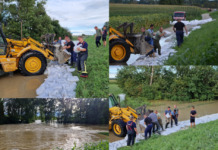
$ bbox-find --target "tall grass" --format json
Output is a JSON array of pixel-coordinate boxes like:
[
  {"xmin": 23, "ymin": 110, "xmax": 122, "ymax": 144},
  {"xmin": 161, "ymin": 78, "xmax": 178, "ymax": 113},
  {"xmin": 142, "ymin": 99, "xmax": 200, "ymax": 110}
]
[
  {"xmin": 119, "ymin": 120, "xmax": 218, "ymax": 150},
  {"xmin": 165, "ymin": 11, "xmax": 218, "ymax": 65},
  {"xmin": 73, "ymin": 36, "xmax": 109, "ymax": 98},
  {"xmin": 110, "ymin": 4, "xmax": 205, "ymax": 32}
]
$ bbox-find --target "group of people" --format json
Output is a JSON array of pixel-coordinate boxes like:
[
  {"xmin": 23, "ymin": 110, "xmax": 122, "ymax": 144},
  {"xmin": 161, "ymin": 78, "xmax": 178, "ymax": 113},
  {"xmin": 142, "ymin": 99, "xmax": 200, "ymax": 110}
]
[
  {"xmin": 94, "ymin": 26, "xmax": 108, "ymax": 47},
  {"xmin": 126, "ymin": 105, "xmax": 197, "ymax": 147},
  {"xmin": 54, "ymin": 36, "xmax": 89, "ymax": 78},
  {"xmin": 141, "ymin": 19, "xmax": 188, "ymax": 58}
]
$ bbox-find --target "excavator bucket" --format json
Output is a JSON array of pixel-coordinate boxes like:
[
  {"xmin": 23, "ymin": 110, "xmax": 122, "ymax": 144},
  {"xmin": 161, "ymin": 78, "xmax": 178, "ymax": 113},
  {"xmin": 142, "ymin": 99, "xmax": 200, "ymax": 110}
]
[{"xmin": 0, "ymin": 58, "xmax": 17, "ymax": 72}]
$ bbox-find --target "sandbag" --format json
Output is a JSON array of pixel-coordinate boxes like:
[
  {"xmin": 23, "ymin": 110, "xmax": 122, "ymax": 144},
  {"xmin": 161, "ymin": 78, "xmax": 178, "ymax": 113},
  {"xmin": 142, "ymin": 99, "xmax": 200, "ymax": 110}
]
[
  {"xmin": 54, "ymin": 44, "xmax": 71, "ymax": 64},
  {"xmin": 140, "ymin": 34, "xmax": 155, "ymax": 57}
]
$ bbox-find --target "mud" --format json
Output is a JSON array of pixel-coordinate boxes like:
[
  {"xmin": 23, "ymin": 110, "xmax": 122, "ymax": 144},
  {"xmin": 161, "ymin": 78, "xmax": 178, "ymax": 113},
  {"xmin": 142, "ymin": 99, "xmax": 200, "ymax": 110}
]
[
  {"xmin": 109, "ymin": 100, "xmax": 218, "ymax": 143},
  {"xmin": 0, "ymin": 122, "xmax": 108, "ymax": 150},
  {"xmin": 0, "ymin": 72, "xmax": 46, "ymax": 98}
]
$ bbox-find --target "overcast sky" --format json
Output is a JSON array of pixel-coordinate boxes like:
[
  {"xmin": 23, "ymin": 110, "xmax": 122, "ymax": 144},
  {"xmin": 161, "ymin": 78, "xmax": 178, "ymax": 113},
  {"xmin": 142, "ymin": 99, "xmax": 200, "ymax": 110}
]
[{"xmin": 45, "ymin": 0, "xmax": 109, "ymax": 36}]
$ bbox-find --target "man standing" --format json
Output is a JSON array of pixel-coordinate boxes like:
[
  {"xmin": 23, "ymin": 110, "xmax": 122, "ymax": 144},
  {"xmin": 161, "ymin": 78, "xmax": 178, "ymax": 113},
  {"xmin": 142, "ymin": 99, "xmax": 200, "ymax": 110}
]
[
  {"xmin": 63, "ymin": 36, "xmax": 75, "ymax": 66},
  {"xmin": 164, "ymin": 106, "xmax": 172, "ymax": 129},
  {"xmin": 126, "ymin": 116, "xmax": 137, "ymax": 146},
  {"xmin": 94, "ymin": 26, "xmax": 102, "ymax": 47},
  {"xmin": 174, "ymin": 105, "xmax": 179, "ymax": 125},
  {"xmin": 154, "ymin": 27, "xmax": 166, "ymax": 55},
  {"xmin": 190, "ymin": 106, "xmax": 197, "ymax": 128},
  {"xmin": 57, "ymin": 37, "xmax": 62, "ymax": 45},
  {"xmin": 102, "ymin": 26, "xmax": 108, "ymax": 47},
  {"xmin": 148, "ymin": 110, "xmax": 161, "ymax": 134},
  {"xmin": 144, "ymin": 114, "xmax": 153, "ymax": 140},
  {"xmin": 141, "ymin": 27, "xmax": 154, "ymax": 57},
  {"xmin": 76, "ymin": 36, "xmax": 88, "ymax": 78},
  {"xmin": 173, "ymin": 19, "xmax": 188, "ymax": 47},
  {"xmin": 155, "ymin": 110, "xmax": 164, "ymax": 131}
]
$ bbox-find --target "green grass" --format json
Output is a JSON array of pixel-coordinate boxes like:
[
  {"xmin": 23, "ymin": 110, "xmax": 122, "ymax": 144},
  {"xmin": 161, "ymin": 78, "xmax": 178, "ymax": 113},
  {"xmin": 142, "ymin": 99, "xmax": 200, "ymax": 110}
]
[
  {"xmin": 165, "ymin": 11, "xmax": 218, "ymax": 65},
  {"xmin": 98, "ymin": 132, "xmax": 109, "ymax": 136},
  {"xmin": 109, "ymin": 81, "xmax": 151, "ymax": 109},
  {"xmin": 110, "ymin": 4, "xmax": 205, "ymax": 32},
  {"xmin": 109, "ymin": 80, "xmax": 123, "ymax": 97},
  {"xmin": 56, "ymin": 141, "xmax": 109, "ymax": 150},
  {"xmin": 119, "ymin": 120, "xmax": 218, "ymax": 150},
  {"xmin": 73, "ymin": 36, "xmax": 109, "ymax": 98}
]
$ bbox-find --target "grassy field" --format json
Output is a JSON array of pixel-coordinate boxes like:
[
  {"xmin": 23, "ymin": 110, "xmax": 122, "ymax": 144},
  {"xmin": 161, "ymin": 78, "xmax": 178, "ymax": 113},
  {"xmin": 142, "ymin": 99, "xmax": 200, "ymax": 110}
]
[
  {"xmin": 166, "ymin": 11, "xmax": 218, "ymax": 65},
  {"xmin": 109, "ymin": 81, "xmax": 150, "ymax": 109},
  {"xmin": 110, "ymin": 4, "xmax": 205, "ymax": 32},
  {"xmin": 73, "ymin": 36, "xmax": 109, "ymax": 98},
  {"xmin": 119, "ymin": 120, "xmax": 218, "ymax": 150}
]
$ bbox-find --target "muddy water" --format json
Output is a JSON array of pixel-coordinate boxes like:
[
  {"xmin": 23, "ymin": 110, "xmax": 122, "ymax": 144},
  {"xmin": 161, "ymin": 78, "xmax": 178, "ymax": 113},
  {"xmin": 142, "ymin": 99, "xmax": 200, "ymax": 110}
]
[
  {"xmin": 0, "ymin": 122, "xmax": 108, "ymax": 150},
  {"xmin": 109, "ymin": 100, "xmax": 218, "ymax": 142},
  {"xmin": 0, "ymin": 72, "xmax": 46, "ymax": 98}
]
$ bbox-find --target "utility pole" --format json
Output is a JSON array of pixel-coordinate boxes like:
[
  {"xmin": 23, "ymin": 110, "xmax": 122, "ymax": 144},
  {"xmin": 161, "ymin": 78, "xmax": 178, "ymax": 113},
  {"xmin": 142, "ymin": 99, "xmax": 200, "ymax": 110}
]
[
  {"xmin": 21, "ymin": 20, "xmax": 23, "ymax": 40},
  {"xmin": 150, "ymin": 66, "xmax": 154, "ymax": 86}
]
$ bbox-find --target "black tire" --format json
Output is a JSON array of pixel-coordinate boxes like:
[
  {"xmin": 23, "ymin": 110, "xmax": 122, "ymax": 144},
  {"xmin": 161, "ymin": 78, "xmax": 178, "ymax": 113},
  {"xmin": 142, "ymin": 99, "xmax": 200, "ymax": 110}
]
[
  {"xmin": 19, "ymin": 51, "xmax": 47, "ymax": 76},
  {"xmin": 110, "ymin": 39, "xmax": 131, "ymax": 63},
  {"xmin": 112, "ymin": 119, "xmax": 127, "ymax": 137}
]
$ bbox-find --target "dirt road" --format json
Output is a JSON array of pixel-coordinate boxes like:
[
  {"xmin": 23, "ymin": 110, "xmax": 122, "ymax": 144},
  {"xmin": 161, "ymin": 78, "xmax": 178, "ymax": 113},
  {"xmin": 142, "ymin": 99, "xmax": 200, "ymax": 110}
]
[{"xmin": 0, "ymin": 72, "xmax": 46, "ymax": 98}]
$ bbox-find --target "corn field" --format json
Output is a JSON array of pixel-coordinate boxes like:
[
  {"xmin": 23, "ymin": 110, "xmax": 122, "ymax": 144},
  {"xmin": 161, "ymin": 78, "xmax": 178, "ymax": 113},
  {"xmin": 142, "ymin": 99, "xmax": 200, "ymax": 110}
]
[{"xmin": 110, "ymin": 4, "xmax": 205, "ymax": 32}]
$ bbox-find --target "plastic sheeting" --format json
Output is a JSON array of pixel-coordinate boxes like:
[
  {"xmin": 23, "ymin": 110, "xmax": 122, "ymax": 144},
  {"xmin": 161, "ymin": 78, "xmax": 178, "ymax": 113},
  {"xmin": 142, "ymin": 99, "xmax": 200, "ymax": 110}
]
[
  {"xmin": 36, "ymin": 61, "xmax": 79, "ymax": 98},
  {"xmin": 109, "ymin": 113, "xmax": 218, "ymax": 150}
]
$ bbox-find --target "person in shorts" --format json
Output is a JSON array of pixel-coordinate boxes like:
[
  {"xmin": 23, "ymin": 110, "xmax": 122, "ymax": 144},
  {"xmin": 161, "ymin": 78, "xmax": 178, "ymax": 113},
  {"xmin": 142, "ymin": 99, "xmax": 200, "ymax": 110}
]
[
  {"xmin": 190, "ymin": 106, "xmax": 197, "ymax": 128},
  {"xmin": 102, "ymin": 26, "xmax": 107, "ymax": 47}
]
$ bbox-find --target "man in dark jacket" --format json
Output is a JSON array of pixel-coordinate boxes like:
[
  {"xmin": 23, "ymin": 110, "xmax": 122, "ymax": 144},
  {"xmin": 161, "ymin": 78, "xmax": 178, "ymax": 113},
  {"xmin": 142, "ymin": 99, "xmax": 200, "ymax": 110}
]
[
  {"xmin": 144, "ymin": 114, "xmax": 153, "ymax": 140},
  {"xmin": 126, "ymin": 116, "xmax": 138, "ymax": 146},
  {"xmin": 76, "ymin": 36, "xmax": 88, "ymax": 78}
]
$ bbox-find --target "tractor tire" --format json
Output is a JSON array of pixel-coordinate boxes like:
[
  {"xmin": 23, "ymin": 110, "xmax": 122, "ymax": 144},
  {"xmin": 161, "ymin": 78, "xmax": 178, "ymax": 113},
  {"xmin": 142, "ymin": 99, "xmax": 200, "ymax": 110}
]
[
  {"xmin": 19, "ymin": 51, "xmax": 47, "ymax": 76},
  {"xmin": 110, "ymin": 40, "xmax": 131, "ymax": 63},
  {"xmin": 112, "ymin": 119, "xmax": 126, "ymax": 137}
]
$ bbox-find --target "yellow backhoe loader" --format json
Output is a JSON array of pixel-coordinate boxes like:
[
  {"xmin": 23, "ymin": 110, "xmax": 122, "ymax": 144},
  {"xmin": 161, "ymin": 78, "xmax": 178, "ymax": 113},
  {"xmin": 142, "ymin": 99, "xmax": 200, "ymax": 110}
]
[
  {"xmin": 109, "ymin": 94, "xmax": 138, "ymax": 137},
  {"xmin": 109, "ymin": 22, "xmax": 153, "ymax": 63},
  {"xmin": 0, "ymin": 23, "xmax": 55, "ymax": 76}
]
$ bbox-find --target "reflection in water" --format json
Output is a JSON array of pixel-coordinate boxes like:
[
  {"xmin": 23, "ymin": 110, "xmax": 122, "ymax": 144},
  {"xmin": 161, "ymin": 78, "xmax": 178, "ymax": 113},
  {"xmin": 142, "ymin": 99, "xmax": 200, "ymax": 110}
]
[
  {"xmin": 0, "ymin": 122, "xmax": 108, "ymax": 150},
  {"xmin": 0, "ymin": 72, "xmax": 46, "ymax": 98}
]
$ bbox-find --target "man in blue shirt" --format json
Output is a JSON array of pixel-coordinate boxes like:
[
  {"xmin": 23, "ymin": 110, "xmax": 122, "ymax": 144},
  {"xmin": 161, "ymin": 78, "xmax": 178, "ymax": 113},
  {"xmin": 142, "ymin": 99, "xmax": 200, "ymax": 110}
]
[
  {"xmin": 126, "ymin": 116, "xmax": 137, "ymax": 146},
  {"xmin": 164, "ymin": 106, "xmax": 172, "ymax": 129},
  {"xmin": 76, "ymin": 36, "xmax": 88, "ymax": 78}
]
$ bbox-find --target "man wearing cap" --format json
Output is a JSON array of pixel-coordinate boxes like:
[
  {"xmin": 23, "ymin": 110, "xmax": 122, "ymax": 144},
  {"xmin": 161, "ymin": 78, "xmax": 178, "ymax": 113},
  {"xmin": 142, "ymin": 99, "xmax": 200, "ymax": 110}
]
[
  {"xmin": 173, "ymin": 19, "xmax": 188, "ymax": 47},
  {"xmin": 126, "ymin": 116, "xmax": 138, "ymax": 146}
]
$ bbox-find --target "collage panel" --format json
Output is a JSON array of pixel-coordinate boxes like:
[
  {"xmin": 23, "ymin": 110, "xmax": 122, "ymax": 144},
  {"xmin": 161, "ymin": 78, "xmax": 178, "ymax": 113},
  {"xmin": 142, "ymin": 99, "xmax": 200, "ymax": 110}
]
[
  {"xmin": 0, "ymin": 98, "xmax": 109, "ymax": 149},
  {"xmin": 0, "ymin": 0, "xmax": 109, "ymax": 99},
  {"xmin": 109, "ymin": 2, "xmax": 218, "ymax": 66},
  {"xmin": 109, "ymin": 65, "xmax": 218, "ymax": 150}
]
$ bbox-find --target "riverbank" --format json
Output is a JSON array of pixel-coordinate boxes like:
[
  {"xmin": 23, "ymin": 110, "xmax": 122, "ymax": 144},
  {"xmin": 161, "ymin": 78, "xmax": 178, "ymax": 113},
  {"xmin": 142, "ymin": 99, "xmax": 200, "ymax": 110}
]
[{"xmin": 118, "ymin": 119, "xmax": 218, "ymax": 150}]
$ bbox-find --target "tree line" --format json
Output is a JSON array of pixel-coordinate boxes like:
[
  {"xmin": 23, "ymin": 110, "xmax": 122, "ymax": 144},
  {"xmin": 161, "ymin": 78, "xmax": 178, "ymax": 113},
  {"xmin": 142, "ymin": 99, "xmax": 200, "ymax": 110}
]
[
  {"xmin": 110, "ymin": 0, "xmax": 218, "ymax": 8},
  {"xmin": 116, "ymin": 66, "xmax": 218, "ymax": 101},
  {"xmin": 0, "ymin": 0, "xmax": 72, "ymax": 41},
  {"xmin": 0, "ymin": 98, "xmax": 108, "ymax": 125}
]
